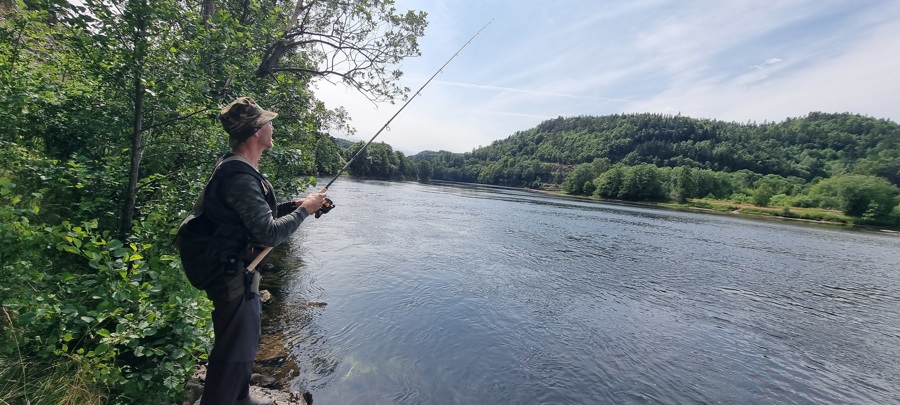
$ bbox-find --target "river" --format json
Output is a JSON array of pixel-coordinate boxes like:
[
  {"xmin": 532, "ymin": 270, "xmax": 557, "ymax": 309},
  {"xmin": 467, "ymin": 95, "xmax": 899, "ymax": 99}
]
[{"xmin": 257, "ymin": 180, "xmax": 900, "ymax": 405}]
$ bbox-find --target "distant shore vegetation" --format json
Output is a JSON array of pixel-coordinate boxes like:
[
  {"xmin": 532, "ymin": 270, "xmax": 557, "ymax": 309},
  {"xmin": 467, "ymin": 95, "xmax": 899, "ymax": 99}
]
[{"xmin": 406, "ymin": 113, "xmax": 900, "ymax": 229}]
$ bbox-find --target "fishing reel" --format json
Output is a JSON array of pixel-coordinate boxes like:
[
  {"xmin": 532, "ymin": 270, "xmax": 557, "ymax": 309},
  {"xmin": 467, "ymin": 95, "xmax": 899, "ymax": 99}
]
[{"xmin": 315, "ymin": 198, "xmax": 335, "ymax": 218}]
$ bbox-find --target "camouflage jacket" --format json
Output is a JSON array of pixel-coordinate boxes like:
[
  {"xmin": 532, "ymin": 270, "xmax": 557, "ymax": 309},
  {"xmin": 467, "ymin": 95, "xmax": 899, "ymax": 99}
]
[{"xmin": 201, "ymin": 154, "xmax": 309, "ymax": 301}]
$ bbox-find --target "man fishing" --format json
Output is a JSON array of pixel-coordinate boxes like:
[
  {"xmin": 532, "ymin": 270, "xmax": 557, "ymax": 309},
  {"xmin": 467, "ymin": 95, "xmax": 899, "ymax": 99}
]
[
  {"xmin": 176, "ymin": 20, "xmax": 489, "ymax": 403},
  {"xmin": 184, "ymin": 96, "xmax": 327, "ymax": 405}
]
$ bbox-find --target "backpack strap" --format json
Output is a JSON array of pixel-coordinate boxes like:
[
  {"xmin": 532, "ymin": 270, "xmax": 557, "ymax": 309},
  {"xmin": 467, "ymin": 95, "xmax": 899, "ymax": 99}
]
[{"xmin": 188, "ymin": 155, "xmax": 246, "ymax": 217}]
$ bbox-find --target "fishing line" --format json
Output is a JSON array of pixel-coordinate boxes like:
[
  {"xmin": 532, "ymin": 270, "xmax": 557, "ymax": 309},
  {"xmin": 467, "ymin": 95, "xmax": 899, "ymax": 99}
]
[
  {"xmin": 321, "ymin": 18, "xmax": 494, "ymax": 192},
  {"xmin": 246, "ymin": 19, "xmax": 494, "ymax": 271}
]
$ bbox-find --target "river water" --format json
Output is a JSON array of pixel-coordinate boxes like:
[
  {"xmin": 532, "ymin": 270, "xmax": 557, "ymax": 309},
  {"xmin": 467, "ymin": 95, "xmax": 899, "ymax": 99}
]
[{"xmin": 258, "ymin": 180, "xmax": 900, "ymax": 404}]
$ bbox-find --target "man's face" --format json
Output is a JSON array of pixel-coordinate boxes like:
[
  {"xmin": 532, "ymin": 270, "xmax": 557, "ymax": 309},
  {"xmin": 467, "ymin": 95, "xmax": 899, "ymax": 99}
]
[{"xmin": 257, "ymin": 121, "xmax": 274, "ymax": 149}]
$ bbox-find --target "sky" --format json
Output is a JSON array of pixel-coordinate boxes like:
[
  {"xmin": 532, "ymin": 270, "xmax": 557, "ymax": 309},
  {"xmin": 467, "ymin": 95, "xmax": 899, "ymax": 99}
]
[{"xmin": 313, "ymin": 0, "xmax": 900, "ymax": 155}]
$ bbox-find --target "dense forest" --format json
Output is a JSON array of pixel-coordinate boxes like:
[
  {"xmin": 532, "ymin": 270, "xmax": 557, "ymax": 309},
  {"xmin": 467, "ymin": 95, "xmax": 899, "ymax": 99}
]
[
  {"xmin": 407, "ymin": 113, "xmax": 900, "ymax": 225},
  {"xmin": 0, "ymin": 1, "xmax": 425, "ymax": 403}
]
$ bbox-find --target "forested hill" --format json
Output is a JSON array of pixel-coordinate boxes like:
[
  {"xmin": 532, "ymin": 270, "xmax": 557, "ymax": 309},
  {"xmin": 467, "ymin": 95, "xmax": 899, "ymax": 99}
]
[{"xmin": 413, "ymin": 112, "xmax": 900, "ymax": 188}]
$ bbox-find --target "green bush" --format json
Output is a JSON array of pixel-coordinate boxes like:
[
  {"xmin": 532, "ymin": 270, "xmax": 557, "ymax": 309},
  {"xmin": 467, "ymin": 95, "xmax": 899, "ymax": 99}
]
[
  {"xmin": 809, "ymin": 175, "xmax": 899, "ymax": 217},
  {"xmin": 1, "ymin": 145, "xmax": 213, "ymax": 404},
  {"xmin": 751, "ymin": 186, "xmax": 773, "ymax": 207},
  {"xmin": 768, "ymin": 193, "xmax": 791, "ymax": 207}
]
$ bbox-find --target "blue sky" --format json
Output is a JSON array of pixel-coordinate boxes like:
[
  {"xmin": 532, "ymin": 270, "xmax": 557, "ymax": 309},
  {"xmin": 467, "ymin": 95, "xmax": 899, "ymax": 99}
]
[{"xmin": 314, "ymin": 0, "xmax": 900, "ymax": 154}]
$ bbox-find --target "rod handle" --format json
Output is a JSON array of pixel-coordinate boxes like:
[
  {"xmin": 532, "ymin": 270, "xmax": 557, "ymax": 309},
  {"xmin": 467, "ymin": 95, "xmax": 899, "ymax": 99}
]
[{"xmin": 246, "ymin": 246, "xmax": 273, "ymax": 273}]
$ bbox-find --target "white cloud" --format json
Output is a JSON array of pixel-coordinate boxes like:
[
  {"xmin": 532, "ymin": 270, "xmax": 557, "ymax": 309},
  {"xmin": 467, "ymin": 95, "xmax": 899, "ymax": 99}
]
[{"xmin": 315, "ymin": 0, "xmax": 900, "ymax": 154}]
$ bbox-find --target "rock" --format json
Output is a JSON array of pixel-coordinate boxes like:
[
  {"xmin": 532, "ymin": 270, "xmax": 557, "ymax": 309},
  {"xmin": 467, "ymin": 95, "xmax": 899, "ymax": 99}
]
[
  {"xmin": 256, "ymin": 355, "xmax": 288, "ymax": 367},
  {"xmin": 183, "ymin": 380, "xmax": 203, "ymax": 405},
  {"xmin": 183, "ymin": 364, "xmax": 311, "ymax": 405},
  {"xmin": 259, "ymin": 262, "xmax": 279, "ymax": 274},
  {"xmin": 250, "ymin": 372, "xmax": 278, "ymax": 388},
  {"xmin": 182, "ymin": 288, "xmax": 321, "ymax": 404},
  {"xmin": 188, "ymin": 386, "xmax": 308, "ymax": 405}
]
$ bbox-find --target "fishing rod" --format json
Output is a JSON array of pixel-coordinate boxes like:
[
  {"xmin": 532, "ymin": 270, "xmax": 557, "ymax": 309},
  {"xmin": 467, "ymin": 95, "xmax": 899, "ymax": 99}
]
[
  {"xmin": 243, "ymin": 20, "xmax": 493, "ymax": 275},
  {"xmin": 321, "ymin": 18, "xmax": 493, "ymax": 193}
]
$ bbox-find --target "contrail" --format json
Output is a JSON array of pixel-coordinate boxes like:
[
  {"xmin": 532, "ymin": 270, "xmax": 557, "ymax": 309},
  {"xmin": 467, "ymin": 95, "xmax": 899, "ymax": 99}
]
[{"xmin": 432, "ymin": 80, "xmax": 633, "ymax": 103}]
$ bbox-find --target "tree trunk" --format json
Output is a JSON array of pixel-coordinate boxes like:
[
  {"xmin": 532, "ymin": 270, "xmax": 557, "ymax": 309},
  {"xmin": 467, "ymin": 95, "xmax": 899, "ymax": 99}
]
[
  {"xmin": 120, "ymin": 77, "xmax": 143, "ymax": 240},
  {"xmin": 119, "ymin": 2, "xmax": 147, "ymax": 240},
  {"xmin": 201, "ymin": 0, "xmax": 214, "ymax": 27},
  {"xmin": 256, "ymin": 40, "xmax": 290, "ymax": 77}
]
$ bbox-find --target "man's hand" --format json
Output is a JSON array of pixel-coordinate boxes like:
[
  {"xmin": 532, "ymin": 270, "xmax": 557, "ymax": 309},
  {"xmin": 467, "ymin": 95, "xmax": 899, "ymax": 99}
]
[{"xmin": 297, "ymin": 192, "xmax": 327, "ymax": 214}]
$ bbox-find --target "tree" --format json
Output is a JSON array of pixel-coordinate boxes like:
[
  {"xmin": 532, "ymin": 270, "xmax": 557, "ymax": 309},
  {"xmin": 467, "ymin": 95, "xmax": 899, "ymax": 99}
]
[
  {"xmin": 670, "ymin": 165, "xmax": 696, "ymax": 202},
  {"xmin": 314, "ymin": 133, "xmax": 346, "ymax": 175},
  {"xmin": 619, "ymin": 163, "xmax": 666, "ymax": 201},
  {"xmin": 562, "ymin": 158, "xmax": 609, "ymax": 195},
  {"xmin": 417, "ymin": 160, "xmax": 434, "ymax": 183},
  {"xmin": 752, "ymin": 185, "xmax": 774, "ymax": 207},
  {"xmin": 809, "ymin": 175, "xmax": 899, "ymax": 217},
  {"xmin": 257, "ymin": 0, "xmax": 427, "ymax": 102},
  {"xmin": 0, "ymin": 1, "xmax": 430, "ymax": 402},
  {"xmin": 50, "ymin": 0, "xmax": 428, "ymax": 239},
  {"xmin": 594, "ymin": 165, "xmax": 625, "ymax": 199}
]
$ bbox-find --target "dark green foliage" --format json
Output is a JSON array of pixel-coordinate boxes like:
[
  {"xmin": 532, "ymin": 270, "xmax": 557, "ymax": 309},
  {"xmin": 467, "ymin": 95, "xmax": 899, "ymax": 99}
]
[
  {"xmin": 561, "ymin": 158, "xmax": 610, "ymax": 195},
  {"xmin": 752, "ymin": 186, "xmax": 774, "ymax": 207},
  {"xmin": 416, "ymin": 160, "xmax": 434, "ymax": 183},
  {"xmin": 670, "ymin": 166, "xmax": 695, "ymax": 203},
  {"xmin": 412, "ymin": 112, "xmax": 900, "ymax": 226},
  {"xmin": 593, "ymin": 166, "xmax": 625, "ymax": 199},
  {"xmin": 0, "ymin": 142, "xmax": 210, "ymax": 404},
  {"xmin": 591, "ymin": 164, "xmax": 666, "ymax": 201},
  {"xmin": 1, "ymin": 0, "xmax": 427, "ymax": 402},
  {"xmin": 809, "ymin": 175, "xmax": 899, "ymax": 217},
  {"xmin": 345, "ymin": 141, "xmax": 416, "ymax": 181},
  {"xmin": 619, "ymin": 163, "xmax": 667, "ymax": 201},
  {"xmin": 416, "ymin": 112, "xmax": 899, "ymax": 188}
]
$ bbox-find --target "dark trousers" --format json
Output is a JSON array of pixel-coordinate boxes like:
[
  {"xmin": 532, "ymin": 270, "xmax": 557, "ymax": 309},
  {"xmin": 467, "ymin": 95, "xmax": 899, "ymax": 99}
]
[{"xmin": 200, "ymin": 293, "xmax": 261, "ymax": 405}]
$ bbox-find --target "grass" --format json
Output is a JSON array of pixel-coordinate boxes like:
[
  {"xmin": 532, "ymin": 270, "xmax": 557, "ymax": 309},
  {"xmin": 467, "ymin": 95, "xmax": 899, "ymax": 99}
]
[
  {"xmin": 536, "ymin": 188, "xmax": 869, "ymax": 228},
  {"xmin": 0, "ymin": 355, "xmax": 105, "ymax": 405},
  {"xmin": 681, "ymin": 198, "xmax": 853, "ymax": 224},
  {"xmin": 1, "ymin": 308, "xmax": 106, "ymax": 405}
]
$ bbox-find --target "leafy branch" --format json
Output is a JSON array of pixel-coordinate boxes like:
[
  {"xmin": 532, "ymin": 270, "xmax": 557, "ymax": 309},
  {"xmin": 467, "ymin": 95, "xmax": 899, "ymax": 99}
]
[{"xmin": 256, "ymin": 0, "xmax": 427, "ymax": 103}]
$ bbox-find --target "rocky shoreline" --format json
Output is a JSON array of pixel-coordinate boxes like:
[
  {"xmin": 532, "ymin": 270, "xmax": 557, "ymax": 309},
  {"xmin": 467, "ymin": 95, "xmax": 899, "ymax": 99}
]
[
  {"xmin": 182, "ymin": 362, "xmax": 311, "ymax": 405},
  {"xmin": 181, "ymin": 289, "xmax": 318, "ymax": 405}
]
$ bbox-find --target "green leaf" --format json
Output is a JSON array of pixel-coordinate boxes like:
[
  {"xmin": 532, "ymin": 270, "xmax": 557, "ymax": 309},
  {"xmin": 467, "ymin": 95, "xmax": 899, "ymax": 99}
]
[{"xmin": 95, "ymin": 343, "xmax": 110, "ymax": 355}]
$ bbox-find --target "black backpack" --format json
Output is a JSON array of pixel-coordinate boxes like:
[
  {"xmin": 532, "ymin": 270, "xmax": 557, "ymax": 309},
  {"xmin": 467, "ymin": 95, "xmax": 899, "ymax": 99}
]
[{"xmin": 174, "ymin": 157, "xmax": 265, "ymax": 290}]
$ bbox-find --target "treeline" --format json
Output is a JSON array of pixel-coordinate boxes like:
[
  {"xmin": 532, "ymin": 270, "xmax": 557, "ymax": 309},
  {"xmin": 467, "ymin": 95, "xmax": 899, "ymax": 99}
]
[
  {"xmin": 411, "ymin": 113, "xmax": 900, "ymax": 225},
  {"xmin": 562, "ymin": 161, "xmax": 898, "ymax": 220},
  {"xmin": 343, "ymin": 141, "xmax": 418, "ymax": 180}
]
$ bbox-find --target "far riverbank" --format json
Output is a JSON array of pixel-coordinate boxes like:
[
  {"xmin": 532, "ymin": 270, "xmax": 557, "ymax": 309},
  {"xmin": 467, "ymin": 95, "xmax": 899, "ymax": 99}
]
[{"xmin": 424, "ymin": 180, "xmax": 900, "ymax": 233}]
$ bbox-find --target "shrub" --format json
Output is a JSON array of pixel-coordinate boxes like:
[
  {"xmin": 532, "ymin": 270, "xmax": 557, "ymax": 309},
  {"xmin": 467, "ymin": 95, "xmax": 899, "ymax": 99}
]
[
  {"xmin": 1, "ymin": 144, "xmax": 213, "ymax": 404},
  {"xmin": 809, "ymin": 175, "xmax": 899, "ymax": 217}
]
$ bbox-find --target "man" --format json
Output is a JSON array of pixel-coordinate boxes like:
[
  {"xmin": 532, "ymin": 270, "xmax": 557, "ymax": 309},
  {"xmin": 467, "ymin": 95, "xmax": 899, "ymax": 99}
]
[{"xmin": 194, "ymin": 96, "xmax": 327, "ymax": 405}]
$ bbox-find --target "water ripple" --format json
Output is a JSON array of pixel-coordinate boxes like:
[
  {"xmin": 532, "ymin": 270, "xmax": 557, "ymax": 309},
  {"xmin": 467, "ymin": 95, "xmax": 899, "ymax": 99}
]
[{"xmin": 269, "ymin": 180, "xmax": 900, "ymax": 404}]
